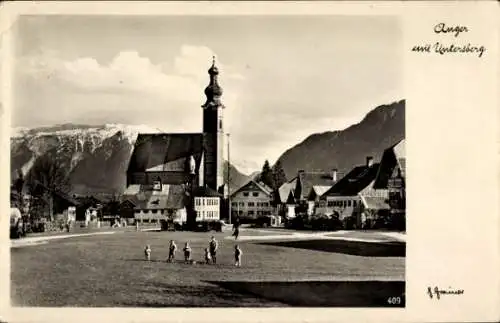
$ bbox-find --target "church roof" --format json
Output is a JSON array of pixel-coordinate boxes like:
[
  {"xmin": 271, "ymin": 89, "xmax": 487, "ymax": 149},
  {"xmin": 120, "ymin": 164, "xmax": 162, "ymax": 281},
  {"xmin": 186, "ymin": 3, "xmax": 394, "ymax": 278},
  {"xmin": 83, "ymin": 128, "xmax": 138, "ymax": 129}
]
[
  {"xmin": 127, "ymin": 133, "xmax": 204, "ymax": 174},
  {"xmin": 122, "ymin": 184, "xmax": 187, "ymax": 210}
]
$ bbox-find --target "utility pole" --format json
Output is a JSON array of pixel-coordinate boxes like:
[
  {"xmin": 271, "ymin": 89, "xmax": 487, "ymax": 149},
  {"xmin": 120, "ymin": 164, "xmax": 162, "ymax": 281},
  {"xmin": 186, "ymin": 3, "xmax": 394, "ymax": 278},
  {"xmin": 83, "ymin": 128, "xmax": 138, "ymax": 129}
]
[{"xmin": 227, "ymin": 133, "xmax": 231, "ymax": 225}]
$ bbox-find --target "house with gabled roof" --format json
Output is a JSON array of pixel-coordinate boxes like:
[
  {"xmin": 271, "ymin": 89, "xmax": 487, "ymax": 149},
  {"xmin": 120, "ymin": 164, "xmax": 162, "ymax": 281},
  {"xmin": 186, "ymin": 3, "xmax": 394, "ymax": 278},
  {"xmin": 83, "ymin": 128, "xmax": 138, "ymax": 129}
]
[
  {"xmin": 294, "ymin": 169, "xmax": 337, "ymax": 203},
  {"xmin": 278, "ymin": 178, "xmax": 298, "ymax": 217},
  {"xmin": 374, "ymin": 139, "xmax": 406, "ymax": 218},
  {"xmin": 230, "ymin": 179, "xmax": 273, "ymax": 220},
  {"xmin": 317, "ymin": 156, "xmax": 389, "ymax": 228}
]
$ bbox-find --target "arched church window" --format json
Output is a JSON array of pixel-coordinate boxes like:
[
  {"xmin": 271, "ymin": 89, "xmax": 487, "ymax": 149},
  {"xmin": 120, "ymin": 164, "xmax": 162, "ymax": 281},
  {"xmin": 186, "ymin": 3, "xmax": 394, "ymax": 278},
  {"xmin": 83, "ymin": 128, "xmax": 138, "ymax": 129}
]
[{"xmin": 219, "ymin": 119, "xmax": 222, "ymax": 130}]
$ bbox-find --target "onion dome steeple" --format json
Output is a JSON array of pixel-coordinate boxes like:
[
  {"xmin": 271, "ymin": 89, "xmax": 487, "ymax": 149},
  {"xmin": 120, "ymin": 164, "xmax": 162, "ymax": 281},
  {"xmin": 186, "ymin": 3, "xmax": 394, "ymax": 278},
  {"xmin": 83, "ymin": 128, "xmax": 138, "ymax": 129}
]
[{"xmin": 202, "ymin": 56, "xmax": 224, "ymax": 109}]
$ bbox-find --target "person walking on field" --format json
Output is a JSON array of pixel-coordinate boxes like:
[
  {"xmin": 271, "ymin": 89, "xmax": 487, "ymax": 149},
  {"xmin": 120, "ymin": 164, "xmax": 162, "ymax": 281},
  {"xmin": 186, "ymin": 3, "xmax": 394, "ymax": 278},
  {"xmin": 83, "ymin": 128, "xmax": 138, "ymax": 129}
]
[
  {"xmin": 208, "ymin": 236, "xmax": 218, "ymax": 264},
  {"xmin": 183, "ymin": 242, "xmax": 192, "ymax": 263},
  {"xmin": 167, "ymin": 240, "xmax": 177, "ymax": 263},
  {"xmin": 204, "ymin": 248, "xmax": 212, "ymax": 264},
  {"xmin": 144, "ymin": 244, "xmax": 152, "ymax": 261},
  {"xmin": 234, "ymin": 244, "xmax": 243, "ymax": 267},
  {"xmin": 232, "ymin": 216, "xmax": 240, "ymax": 240}
]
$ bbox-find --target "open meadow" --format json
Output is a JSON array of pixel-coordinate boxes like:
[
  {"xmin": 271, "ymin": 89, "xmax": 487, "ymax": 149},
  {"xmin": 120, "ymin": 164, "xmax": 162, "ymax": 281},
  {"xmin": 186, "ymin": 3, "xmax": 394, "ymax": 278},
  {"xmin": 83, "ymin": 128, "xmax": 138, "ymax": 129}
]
[{"xmin": 11, "ymin": 229, "xmax": 405, "ymax": 307}]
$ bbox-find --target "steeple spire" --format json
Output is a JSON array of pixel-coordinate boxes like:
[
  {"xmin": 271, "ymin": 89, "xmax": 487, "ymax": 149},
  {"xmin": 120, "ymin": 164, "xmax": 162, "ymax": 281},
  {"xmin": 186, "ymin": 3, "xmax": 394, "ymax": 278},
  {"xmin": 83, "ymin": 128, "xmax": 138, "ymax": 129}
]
[{"xmin": 203, "ymin": 56, "xmax": 224, "ymax": 109}]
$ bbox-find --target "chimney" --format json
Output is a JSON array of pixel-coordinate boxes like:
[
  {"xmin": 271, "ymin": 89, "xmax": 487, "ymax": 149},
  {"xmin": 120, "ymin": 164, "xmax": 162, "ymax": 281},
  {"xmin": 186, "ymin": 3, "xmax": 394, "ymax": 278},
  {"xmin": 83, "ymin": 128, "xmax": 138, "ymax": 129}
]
[
  {"xmin": 331, "ymin": 168, "xmax": 338, "ymax": 182},
  {"xmin": 366, "ymin": 156, "xmax": 374, "ymax": 167}
]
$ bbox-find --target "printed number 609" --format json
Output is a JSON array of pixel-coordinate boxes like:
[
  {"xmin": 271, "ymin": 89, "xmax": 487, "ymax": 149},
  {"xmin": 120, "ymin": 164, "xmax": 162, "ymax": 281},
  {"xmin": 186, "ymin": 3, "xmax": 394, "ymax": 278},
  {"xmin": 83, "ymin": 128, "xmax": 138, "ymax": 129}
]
[{"xmin": 387, "ymin": 297, "xmax": 401, "ymax": 305}]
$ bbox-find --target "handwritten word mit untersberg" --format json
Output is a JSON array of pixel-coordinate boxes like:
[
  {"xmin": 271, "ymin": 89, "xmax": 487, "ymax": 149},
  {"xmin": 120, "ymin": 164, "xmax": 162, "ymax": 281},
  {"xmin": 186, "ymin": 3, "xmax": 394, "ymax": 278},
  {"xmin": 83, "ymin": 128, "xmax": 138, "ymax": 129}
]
[{"xmin": 412, "ymin": 42, "xmax": 486, "ymax": 58}]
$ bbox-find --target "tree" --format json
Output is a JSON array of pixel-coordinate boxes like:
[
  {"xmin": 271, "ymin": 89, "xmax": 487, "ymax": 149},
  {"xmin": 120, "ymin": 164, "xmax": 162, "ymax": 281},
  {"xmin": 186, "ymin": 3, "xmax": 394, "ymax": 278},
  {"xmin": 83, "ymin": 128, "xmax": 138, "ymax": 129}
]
[
  {"xmin": 259, "ymin": 160, "xmax": 273, "ymax": 188},
  {"xmin": 271, "ymin": 160, "xmax": 287, "ymax": 191},
  {"xmin": 25, "ymin": 151, "xmax": 70, "ymax": 221},
  {"xmin": 270, "ymin": 160, "xmax": 287, "ymax": 207}
]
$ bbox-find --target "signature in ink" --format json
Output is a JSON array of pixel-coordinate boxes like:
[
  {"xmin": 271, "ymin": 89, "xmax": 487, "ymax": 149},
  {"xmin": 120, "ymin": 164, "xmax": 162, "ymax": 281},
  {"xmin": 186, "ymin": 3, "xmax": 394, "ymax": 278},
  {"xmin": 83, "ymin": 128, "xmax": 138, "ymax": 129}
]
[{"xmin": 427, "ymin": 286, "xmax": 464, "ymax": 300}]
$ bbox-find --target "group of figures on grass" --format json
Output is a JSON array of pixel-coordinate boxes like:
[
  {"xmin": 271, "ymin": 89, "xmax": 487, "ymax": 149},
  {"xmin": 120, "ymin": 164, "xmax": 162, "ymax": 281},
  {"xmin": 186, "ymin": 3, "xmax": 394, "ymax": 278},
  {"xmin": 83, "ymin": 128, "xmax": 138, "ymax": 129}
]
[{"xmin": 144, "ymin": 236, "xmax": 243, "ymax": 267}]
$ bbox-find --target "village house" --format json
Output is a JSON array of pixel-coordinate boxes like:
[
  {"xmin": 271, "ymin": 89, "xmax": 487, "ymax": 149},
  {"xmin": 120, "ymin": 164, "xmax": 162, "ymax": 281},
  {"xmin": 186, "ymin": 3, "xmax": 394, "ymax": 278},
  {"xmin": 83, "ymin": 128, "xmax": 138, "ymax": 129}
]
[
  {"xmin": 278, "ymin": 178, "xmax": 297, "ymax": 218},
  {"xmin": 317, "ymin": 156, "xmax": 389, "ymax": 229},
  {"xmin": 291, "ymin": 169, "xmax": 338, "ymax": 216},
  {"xmin": 305, "ymin": 168, "xmax": 339, "ymax": 216},
  {"xmin": 123, "ymin": 58, "xmax": 226, "ymax": 228},
  {"xmin": 193, "ymin": 186, "xmax": 223, "ymax": 222},
  {"xmin": 373, "ymin": 139, "xmax": 406, "ymax": 219},
  {"xmin": 230, "ymin": 180, "xmax": 273, "ymax": 221}
]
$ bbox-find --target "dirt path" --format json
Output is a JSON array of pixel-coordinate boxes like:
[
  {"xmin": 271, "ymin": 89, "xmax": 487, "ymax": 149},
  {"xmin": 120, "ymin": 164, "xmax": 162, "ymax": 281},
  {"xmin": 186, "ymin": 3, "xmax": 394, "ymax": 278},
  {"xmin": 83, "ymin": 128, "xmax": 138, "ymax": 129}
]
[{"xmin": 226, "ymin": 228, "xmax": 406, "ymax": 243}]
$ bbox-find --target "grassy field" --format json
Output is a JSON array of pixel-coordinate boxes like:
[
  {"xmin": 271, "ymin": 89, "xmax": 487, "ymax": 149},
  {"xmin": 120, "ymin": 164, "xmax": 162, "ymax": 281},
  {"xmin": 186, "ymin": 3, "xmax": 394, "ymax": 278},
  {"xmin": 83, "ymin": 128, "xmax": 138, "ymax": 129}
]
[{"xmin": 11, "ymin": 229, "xmax": 405, "ymax": 307}]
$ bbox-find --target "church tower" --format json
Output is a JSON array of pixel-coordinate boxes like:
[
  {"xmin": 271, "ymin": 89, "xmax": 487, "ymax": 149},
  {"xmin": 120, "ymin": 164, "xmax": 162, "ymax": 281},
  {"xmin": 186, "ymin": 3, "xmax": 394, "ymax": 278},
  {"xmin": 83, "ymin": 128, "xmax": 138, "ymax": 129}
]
[{"xmin": 202, "ymin": 56, "xmax": 225, "ymax": 192}]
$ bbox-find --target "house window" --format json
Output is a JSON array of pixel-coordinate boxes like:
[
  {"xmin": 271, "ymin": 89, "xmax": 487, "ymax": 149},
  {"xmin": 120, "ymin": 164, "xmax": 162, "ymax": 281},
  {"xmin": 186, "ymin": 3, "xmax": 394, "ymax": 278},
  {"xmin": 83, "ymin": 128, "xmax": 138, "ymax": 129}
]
[
  {"xmin": 239, "ymin": 202, "xmax": 244, "ymax": 207},
  {"xmin": 253, "ymin": 192, "xmax": 259, "ymax": 197},
  {"xmin": 353, "ymin": 201, "xmax": 357, "ymax": 207},
  {"xmin": 243, "ymin": 192, "xmax": 249, "ymax": 197},
  {"xmin": 263, "ymin": 202, "xmax": 269, "ymax": 207},
  {"xmin": 347, "ymin": 200, "xmax": 351, "ymax": 207},
  {"xmin": 248, "ymin": 211, "xmax": 254, "ymax": 216},
  {"xmin": 248, "ymin": 202, "xmax": 255, "ymax": 207},
  {"xmin": 152, "ymin": 209, "xmax": 158, "ymax": 214},
  {"xmin": 232, "ymin": 202, "xmax": 237, "ymax": 207},
  {"xmin": 135, "ymin": 210, "xmax": 140, "ymax": 214},
  {"xmin": 327, "ymin": 201, "xmax": 334, "ymax": 207},
  {"xmin": 153, "ymin": 180, "xmax": 162, "ymax": 191}
]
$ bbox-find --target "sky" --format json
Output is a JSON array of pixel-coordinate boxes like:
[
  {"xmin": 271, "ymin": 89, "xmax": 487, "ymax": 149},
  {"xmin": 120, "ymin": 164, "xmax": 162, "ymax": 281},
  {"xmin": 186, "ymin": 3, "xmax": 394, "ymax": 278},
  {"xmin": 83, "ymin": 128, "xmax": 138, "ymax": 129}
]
[{"xmin": 12, "ymin": 15, "xmax": 403, "ymax": 174}]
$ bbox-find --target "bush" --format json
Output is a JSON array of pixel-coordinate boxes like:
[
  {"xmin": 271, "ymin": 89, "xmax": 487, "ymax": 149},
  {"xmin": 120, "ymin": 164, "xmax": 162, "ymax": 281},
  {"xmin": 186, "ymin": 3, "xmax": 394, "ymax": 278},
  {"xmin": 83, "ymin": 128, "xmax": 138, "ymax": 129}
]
[{"xmin": 254, "ymin": 216, "xmax": 272, "ymax": 228}]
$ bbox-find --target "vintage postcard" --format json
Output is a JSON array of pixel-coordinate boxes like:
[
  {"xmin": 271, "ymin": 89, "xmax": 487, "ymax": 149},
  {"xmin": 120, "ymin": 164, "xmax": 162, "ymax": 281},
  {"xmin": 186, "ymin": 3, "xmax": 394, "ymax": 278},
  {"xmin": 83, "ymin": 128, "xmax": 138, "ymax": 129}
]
[{"xmin": 0, "ymin": 1, "xmax": 498, "ymax": 323}]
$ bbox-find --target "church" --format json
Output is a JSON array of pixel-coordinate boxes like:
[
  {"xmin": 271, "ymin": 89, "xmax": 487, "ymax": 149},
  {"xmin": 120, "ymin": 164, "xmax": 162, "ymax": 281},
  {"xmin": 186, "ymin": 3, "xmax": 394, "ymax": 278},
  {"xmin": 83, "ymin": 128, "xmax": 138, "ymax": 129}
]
[{"xmin": 122, "ymin": 58, "xmax": 226, "ymax": 228}]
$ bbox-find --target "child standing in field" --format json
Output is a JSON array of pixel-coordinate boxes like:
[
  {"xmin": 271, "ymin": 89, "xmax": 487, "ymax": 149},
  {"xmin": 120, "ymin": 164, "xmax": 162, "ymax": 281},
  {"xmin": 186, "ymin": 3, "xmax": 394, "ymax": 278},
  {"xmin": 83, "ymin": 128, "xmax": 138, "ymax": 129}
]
[
  {"xmin": 209, "ymin": 236, "xmax": 218, "ymax": 264},
  {"xmin": 204, "ymin": 248, "xmax": 212, "ymax": 264},
  {"xmin": 183, "ymin": 242, "xmax": 192, "ymax": 263},
  {"xmin": 167, "ymin": 240, "xmax": 177, "ymax": 263},
  {"xmin": 234, "ymin": 245, "xmax": 242, "ymax": 267},
  {"xmin": 144, "ymin": 244, "xmax": 151, "ymax": 261}
]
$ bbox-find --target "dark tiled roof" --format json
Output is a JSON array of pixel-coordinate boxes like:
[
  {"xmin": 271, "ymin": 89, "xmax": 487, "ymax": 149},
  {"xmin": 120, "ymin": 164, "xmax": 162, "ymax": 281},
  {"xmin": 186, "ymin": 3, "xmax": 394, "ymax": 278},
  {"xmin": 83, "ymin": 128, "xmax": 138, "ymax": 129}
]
[
  {"xmin": 323, "ymin": 164, "xmax": 380, "ymax": 196},
  {"xmin": 298, "ymin": 172, "xmax": 336, "ymax": 200},
  {"xmin": 373, "ymin": 139, "xmax": 406, "ymax": 189},
  {"xmin": 127, "ymin": 133, "xmax": 203, "ymax": 174},
  {"xmin": 132, "ymin": 184, "xmax": 187, "ymax": 210},
  {"xmin": 193, "ymin": 186, "xmax": 223, "ymax": 197}
]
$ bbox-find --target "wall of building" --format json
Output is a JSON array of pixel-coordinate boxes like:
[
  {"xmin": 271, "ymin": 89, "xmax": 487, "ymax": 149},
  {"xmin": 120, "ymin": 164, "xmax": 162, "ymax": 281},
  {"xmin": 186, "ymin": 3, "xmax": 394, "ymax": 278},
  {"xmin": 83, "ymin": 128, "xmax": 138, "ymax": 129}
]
[
  {"xmin": 231, "ymin": 190, "xmax": 273, "ymax": 219},
  {"xmin": 134, "ymin": 208, "xmax": 187, "ymax": 223},
  {"xmin": 194, "ymin": 196, "xmax": 220, "ymax": 221},
  {"xmin": 315, "ymin": 195, "xmax": 362, "ymax": 219}
]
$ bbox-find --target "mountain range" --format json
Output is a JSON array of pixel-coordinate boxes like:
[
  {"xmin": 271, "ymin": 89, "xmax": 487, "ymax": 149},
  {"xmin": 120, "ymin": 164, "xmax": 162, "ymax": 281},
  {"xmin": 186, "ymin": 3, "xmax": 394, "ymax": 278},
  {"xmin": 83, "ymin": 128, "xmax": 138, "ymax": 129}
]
[
  {"xmin": 10, "ymin": 123, "xmax": 250, "ymax": 198},
  {"xmin": 275, "ymin": 99, "xmax": 405, "ymax": 179},
  {"xmin": 10, "ymin": 99, "xmax": 405, "ymax": 198}
]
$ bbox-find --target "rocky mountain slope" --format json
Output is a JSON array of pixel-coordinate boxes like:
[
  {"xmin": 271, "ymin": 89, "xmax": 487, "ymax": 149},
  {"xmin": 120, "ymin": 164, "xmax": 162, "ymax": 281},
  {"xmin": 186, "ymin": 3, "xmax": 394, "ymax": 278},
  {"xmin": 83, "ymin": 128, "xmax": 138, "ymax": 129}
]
[
  {"xmin": 275, "ymin": 100, "xmax": 405, "ymax": 179},
  {"xmin": 10, "ymin": 124, "xmax": 249, "ymax": 197}
]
